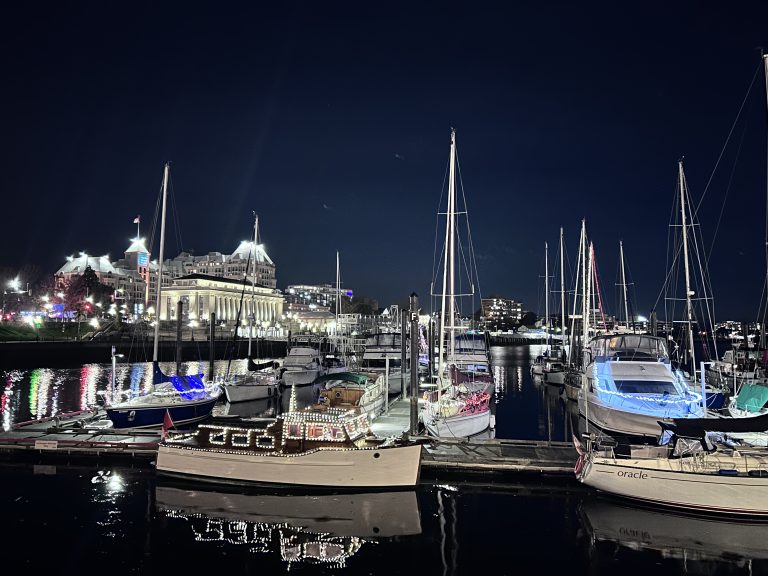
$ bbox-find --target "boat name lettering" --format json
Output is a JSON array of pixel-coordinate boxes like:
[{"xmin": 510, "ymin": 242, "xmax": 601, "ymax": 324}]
[{"xmin": 616, "ymin": 470, "xmax": 648, "ymax": 480}]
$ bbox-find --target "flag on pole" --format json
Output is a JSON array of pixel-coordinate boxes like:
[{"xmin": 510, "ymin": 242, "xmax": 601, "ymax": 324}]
[
  {"xmin": 133, "ymin": 215, "xmax": 140, "ymax": 224},
  {"xmin": 161, "ymin": 409, "xmax": 175, "ymax": 440}
]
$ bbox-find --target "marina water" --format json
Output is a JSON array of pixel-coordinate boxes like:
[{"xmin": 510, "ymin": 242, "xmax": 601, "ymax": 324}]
[{"xmin": 1, "ymin": 345, "xmax": 765, "ymax": 575}]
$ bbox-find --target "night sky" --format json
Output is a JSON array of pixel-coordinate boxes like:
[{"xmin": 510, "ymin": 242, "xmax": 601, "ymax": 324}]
[{"xmin": 3, "ymin": 2, "xmax": 768, "ymax": 321}]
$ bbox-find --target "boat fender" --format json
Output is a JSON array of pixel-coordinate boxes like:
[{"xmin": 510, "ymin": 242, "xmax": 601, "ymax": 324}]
[
  {"xmin": 718, "ymin": 469, "xmax": 739, "ymax": 476},
  {"xmin": 748, "ymin": 469, "xmax": 768, "ymax": 478}
]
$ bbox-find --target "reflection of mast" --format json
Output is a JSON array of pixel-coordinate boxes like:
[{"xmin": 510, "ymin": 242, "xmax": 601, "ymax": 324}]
[{"xmin": 437, "ymin": 488, "xmax": 459, "ymax": 576}]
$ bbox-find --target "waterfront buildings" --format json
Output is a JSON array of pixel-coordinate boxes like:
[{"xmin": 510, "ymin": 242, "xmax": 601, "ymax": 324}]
[{"xmin": 480, "ymin": 297, "xmax": 523, "ymax": 331}]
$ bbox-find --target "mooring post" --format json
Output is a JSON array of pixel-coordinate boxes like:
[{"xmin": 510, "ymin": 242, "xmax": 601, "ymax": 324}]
[
  {"xmin": 409, "ymin": 292, "xmax": 419, "ymax": 435},
  {"xmin": 208, "ymin": 312, "xmax": 216, "ymax": 380},
  {"xmin": 176, "ymin": 300, "xmax": 183, "ymax": 375},
  {"xmin": 401, "ymin": 311, "xmax": 408, "ymax": 397}
]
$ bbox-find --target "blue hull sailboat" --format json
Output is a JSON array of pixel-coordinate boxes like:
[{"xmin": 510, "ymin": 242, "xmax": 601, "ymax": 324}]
[{"xmin": 105, "ymin": 163, "xmax": 221, "ymax": 429}]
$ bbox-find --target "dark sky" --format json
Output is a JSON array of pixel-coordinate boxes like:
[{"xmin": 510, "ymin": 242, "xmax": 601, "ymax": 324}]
[{"xmin": 3, "ymin": 1, "xmax": 768, "ymax": 320}]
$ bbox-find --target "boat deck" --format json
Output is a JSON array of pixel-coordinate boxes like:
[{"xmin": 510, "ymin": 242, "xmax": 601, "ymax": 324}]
[{"xmin": 0, "ymin": 399, "xmax": 578, "ymax": 478}]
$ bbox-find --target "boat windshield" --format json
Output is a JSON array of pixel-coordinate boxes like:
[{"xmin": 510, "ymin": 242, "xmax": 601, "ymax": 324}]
[
  {"xmin": 614, "ymin": 379, "xmax": 678, "ymax": 394},
  {"xmin": 594, "ymin": 335, "xmax": 668, "ymax": 360}
]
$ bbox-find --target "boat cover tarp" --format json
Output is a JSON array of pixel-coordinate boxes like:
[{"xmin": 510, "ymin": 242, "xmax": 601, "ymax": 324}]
[
  {"xmin": 734, "ymin": 384, "xmax": 768, "ymax": 413},
  {"xmin": 314, "ymin": 372, "xmax": 369, "ymax": 386},
  {"xmin": 170, "ymin": 374, "xmax": 208, "ymax": 400},
  {"xmin": 661, "ymin": 412, "xmax": 768, "ymax": 438},
  {"xmin": 248, "ymin": 357, "xmax": 276, "ymax": 372}
]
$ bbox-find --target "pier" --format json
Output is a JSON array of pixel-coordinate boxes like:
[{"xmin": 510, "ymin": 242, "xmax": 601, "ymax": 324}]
[{"xmin": 0, "ymin": 399, "xmax": 578, "ymax": 479}]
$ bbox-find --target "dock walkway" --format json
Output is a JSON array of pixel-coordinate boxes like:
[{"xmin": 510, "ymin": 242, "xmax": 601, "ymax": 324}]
[{"xmin": 0, "ymin": 399, "xmax": 578, "ymax": 477}]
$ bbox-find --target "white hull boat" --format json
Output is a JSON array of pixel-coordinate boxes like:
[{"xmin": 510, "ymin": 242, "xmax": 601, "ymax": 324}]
[
  {"xmin": 576, "ymin": 413, "xmax": 768, "ymax": 517},
  {"xmin": 157, "ymin": 402, "xmax": 423, "ymax": 488}
]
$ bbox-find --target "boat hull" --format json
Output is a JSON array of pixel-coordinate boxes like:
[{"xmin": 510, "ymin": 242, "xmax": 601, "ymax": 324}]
[
  {"xmin": 156, "ymin": 443, "xmax": 422, "ymax": 488},
  {"xmin": 223, "ymin": 382, "xmax": 278, "ymax": 403},
  {"xmin": 282, "ymin": 369, "xmax": 320, "ymax": 387},
  {"xmin": 422, "ymin": 409, "xmax": 491, "ymax": 438},
  {"xmin": 578, "ymin": 393, "xmax": 679, "ymax": 438},
  {"xmin": 106, "ymin": 396, "xmax": 219, "ymax": 429},
  {"xmin": 579, "ymin": 456, "xmax": 768, "ymax": 517},
  {"xmin": 543, "ymin": 370, "xmax": 565, "ymax": 385}
]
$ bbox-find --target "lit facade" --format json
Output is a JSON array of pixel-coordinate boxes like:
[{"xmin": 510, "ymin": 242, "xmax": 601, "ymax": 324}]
[{"xmin": 481, "ymin": 297, "xmax": 523, "ymax": 331}]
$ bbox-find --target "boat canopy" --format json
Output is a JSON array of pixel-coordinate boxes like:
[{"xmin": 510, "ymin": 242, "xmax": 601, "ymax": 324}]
[
  {"xmin": 734, "ymin": 384, "xmax": 768, "ymax": 413},
  {"xmin": 661, "ymin": 412, "xmax": 768, "ymax": 438}
]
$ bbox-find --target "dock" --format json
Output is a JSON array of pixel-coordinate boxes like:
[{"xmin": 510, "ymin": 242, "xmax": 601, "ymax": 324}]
[{"xmin": 0, "ymin": 399, "xmax": 578, "ymax": 478}]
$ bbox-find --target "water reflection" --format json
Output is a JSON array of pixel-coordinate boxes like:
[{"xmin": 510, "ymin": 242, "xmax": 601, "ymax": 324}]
[
  {"xmin": 579, "ymin": 496, "xmax": 768, "ymax": 573},
  {"xmin": 0, "ymin": 359, "xmax": 274, "ymax": 430},
  {"xmin": 155, "ymin": 484, "xmax": 422, "ymax": 569}
]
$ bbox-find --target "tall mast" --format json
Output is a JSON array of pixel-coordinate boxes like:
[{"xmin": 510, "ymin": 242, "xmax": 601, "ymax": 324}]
[
  {"xmin": 763, "ymin": 54, "xmax": 768, "ymax": 347},
  {"xmin": 448, "ymin": 129, "xmax": 457, "ymax": 366},
  {"xmin": 581, "ymin": 221, "xmax": 589, "ymax": 346},
  {"xmin": 437, "ymin": 129, "xmax": 457, "ymax": 397},
  {"xmin": 679, "ymin": 160, "xmax": 697, "ymax": 379},
  {"xmin": 152, "ymin": 162, "xmax": 170, "ymax": 362},
  {"xmin": 619, "ymin": 240, "xmax": 629, "ymax": 328},
  {"xmin": 248, "ymin": 212, "xmax": 258, "ymax": 357},
  {"xmin": 560, "ymin": 227, "xmax": 566, "ymax": 353},
  {"xmin": 544, "ymin": 242, "xmax": 549, "ymax": 351}
]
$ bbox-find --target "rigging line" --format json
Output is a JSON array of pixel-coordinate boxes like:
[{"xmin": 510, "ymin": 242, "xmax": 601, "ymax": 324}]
[
  {"xmin": 455, "ymin": 154, "xmax": 483, "ymax": 304},
  {"xmin": 693, "ymin": 59, "xmax": 762, "ymax": 217},
  {"xmin": 706, "ymin": 115, "xmax": 750, "ymax": 263},
  {"xmin": 225, "ymin": 245, "xmax": 253, "ymax": 381},
  {"xmin": 432, "ymin": 150, "xmax": 451, "ymax": 285},
  {"xmin": 652, "ymin": 173, "xmax": 686, "ymax": 316},
  {"xmin": 168, "ymin": 171, "xmax": 184, "ymax": 257},
  {"xmin": 763, "ymin": 52, "xmax": 768, "ymax": 332}
]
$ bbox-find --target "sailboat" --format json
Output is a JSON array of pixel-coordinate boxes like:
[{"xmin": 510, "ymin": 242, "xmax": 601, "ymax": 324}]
[
  {"xmin": 531, "ymin": 242, "xmax": 550, "ymax": 378},
  {"xmin": 543, "ymin": 231, "xmax": 568, "ymax": 385},
  {"xmin": 106, "ymin": 163, "xmax": 222, "ymax": 429},
  {"xmin": 562, "ymin": 220, "xmax": 589, "ymax": 402},
  {"xmin": 420, "ymin": 128, "xmax": 492, "ymax": 438},
  {"xmin": 221, "ymin": 213, "xmax": 280, "ymax": 403}
]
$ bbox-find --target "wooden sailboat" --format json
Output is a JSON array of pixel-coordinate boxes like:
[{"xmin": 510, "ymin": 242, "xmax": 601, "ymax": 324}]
[{"xmin": 420, "ymin": 128, "xmax": 492, "ymax": 438}]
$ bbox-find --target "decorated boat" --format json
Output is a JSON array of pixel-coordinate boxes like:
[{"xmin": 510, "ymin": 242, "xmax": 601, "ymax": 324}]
[{"xmin": 156, "ymin": 390, "xmax": 422, "ymax": 488}]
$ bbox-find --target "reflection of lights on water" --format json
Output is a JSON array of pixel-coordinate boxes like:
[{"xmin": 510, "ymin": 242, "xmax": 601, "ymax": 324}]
[
  {"xmin": 91, "ymin": 470, "xmax": 124, "ymax": 494},
  {"xmin": 161, "ymin": 511, "xmax": 367, "ymax": 567},
  {"xmin": 80, "ymin": 364, "xmax": 103, "ymax": 410}
]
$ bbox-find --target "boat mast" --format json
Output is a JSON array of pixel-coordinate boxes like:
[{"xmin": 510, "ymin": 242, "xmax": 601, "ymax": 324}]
[
  {"xmin": 152, "ymin": 162, "xmax": 170, "ymax": 363},
  {"xmin": 545, "ymin": 241, "xmax": 550, "ymax": 353},
  {"xmin": 679, "ymin": 160, "xmax": 697, "ymax": 379},
  {"xmin": 437, "ymin": 129, "xmax": 457, "ymax": 397},
  {"xmin": 248, "ymin": 212, "xmax": 258, "ymax": 358},
  {"xmin": 560, "ymin": 227, "xmax": 566, "ymax": 356},
  {"xmin": 763, "ymin": 54, "xmax": 768, "ymax": 348},
  {"xmin": 619, "ymin": 240, "xmax": 630, "ymax": 329},
  {"xmin": 582, "ymin": 223, "xmax": 590, "ymax": 346},
  {"xmin": 336, "ymin": 250, "xmax": 343, "ymax": 357},
  {"xmin": 448, "ymin": 129, "xmax": 457, "ymax": 368}
]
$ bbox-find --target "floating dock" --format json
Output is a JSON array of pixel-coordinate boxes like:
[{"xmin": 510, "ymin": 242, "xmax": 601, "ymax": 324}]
[{"xmin": 0, "ymin": 399, "xmax": 578, "ymax": 478}]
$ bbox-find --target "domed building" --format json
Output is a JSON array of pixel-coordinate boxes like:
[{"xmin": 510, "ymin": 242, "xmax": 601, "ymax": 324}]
[{"xmin": 55, "ymin": 230, "xmax": 280, "ymax": 323}]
